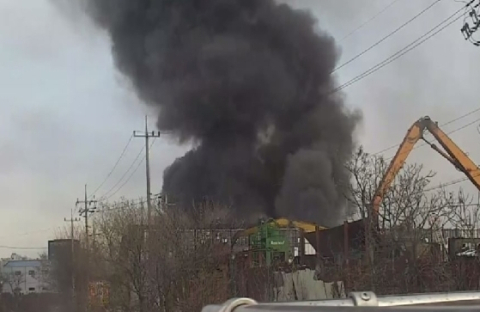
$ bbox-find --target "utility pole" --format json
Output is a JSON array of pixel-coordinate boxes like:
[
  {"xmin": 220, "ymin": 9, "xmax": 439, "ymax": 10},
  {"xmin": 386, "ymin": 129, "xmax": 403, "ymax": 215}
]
[
  {"xmin": 65, "ymin": 209, "xmax": 81, "ymax": 251},
  {"xmin": 134, "ymin": 115, "xmax": 160, "ymax": 225},
  {"xmin": 76, "ymin": 185, "xmax": 97, "ymax": 281},
  {"xmin": 64, "ymin": 209, "xmax": 80, "ymax": 302}
]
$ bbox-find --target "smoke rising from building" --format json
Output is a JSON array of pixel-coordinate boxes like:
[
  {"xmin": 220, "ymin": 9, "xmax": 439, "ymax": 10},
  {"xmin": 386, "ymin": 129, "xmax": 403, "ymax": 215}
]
[{"xmin": 83, "ymin": 0, "xmax": 361, "ymax": 226}]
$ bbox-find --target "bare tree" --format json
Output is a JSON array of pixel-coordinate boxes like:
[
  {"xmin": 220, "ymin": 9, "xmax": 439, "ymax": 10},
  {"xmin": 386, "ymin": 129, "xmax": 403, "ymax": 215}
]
[
  {"xmin": 345, "ymin": 148, "xmax": 454, "ymax": 293},
  {"xmin": 446, "ymin": 189, "xmax": 480, "ymax": 238},
  {"xmin": 90, "ymin": 200, "xmax": 146, "ymax": 312},
  {"xmin": 36, "ymin": 253, "xmax": 53, "ymax": 293},
  {"xmin": 146, "ymin": 201, "xmax": 238, "ymax": 312},
  {"xmin": 77, "ymin": 198, "xmax": 241, "ymax": 312},
  {"xmin": 3, "ymin": 270, "xmax": 25, "ymax": 298}
]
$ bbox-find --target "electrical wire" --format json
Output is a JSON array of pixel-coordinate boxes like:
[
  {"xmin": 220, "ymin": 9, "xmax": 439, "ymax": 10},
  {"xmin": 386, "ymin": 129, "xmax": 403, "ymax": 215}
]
[
  {"xmin": 98, "ymin": 144, "xmax": 146, "ymax": 201},
  {"xmin": 376, "ymin": 167, "xmax": 477, "ymax": 198},
  {"xmin": 331, "ymin": 0, "xmax": 476, "ymax": 94},
  {"xmin": 372, "ymin": 106, "xmax": 480, "ymax": 156},
  {"xmin": 424, "ymin": 175, "xmax": 472, "ymax": 191},
  {"xmin": 362, "ymin": 116, "xmax": 480, "ymax": 196},
  {"xmin": 383, "ymin": 116, "xmax": 480, "ymax": 162},
  {"xmin": 422, "ymin": 146, "xmax": 480, "ymax": 192},
  {"xmin": 0, "ymin": 228, "xmax": 55, "ymax": 240},
  {"xmin": 369, "ymin": 118, "xmax": 480, "ymax": 193},
  {"xmin": 101, "ymin": 198, "xmax": 149, "ymax": 212},
  {"xmin": 339, "ymin": 0, "xmax": 401, "ymax": 43},
  {"xmin": 0, "ymin": 245, "xmax": 47, "ymax": 250},
  {"xmin": 343, "ymin": 2, "xmax": 480, "ymax": 206},
  {"xmin": 89, "ymin": 134, "xmax": 134, "ymax": 198},
  {"xmin": 373, "ymin": 110, "xmax": 480, "ymax": 160},
  {"xmin": 103, "ymin": 138, "xmax": 157, "ymax": 201},
  {"xmin": 333, "ymin": 0, "xmax": 441, "ymax": 73},
  {"xmin": 340, "ymin": 1, "xmax": 478, "ymax": 158},
  {"xmin": 103, "ymin": 160, "xmax": 145, "ymax": 200},
  {"xmin": 100, "ymin": 190, "xmax": 168, "ymax": 212},
  {"xmin": 364, "ymin": 170, "xmax": 480, "ymax": 210},
  {"xmin": 365, "ymin": 117, "xmax": 480, "ymax": 195}
]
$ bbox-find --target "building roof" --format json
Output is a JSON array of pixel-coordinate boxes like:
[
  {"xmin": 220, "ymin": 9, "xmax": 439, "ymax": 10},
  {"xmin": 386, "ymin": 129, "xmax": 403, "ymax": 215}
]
[
  {"xmin": 232, "ymin": 218, "xmax": 327, "ymax": 243},
  {"xmin": 3, "ymin": 260, "xmax": 42, "ymax": 268}
]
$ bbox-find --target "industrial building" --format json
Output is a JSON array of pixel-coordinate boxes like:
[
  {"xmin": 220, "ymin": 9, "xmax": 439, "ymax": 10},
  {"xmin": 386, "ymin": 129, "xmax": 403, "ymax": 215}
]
[{"xmin": 1, "ymin": 258, "xmax": 46, "ymax": 294}]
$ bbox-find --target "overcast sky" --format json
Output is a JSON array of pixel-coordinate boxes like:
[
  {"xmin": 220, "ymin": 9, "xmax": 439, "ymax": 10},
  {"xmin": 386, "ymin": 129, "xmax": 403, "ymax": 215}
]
[{"xmin": 0, "ymin": 0, "xmax": 479, "ymax": 257}]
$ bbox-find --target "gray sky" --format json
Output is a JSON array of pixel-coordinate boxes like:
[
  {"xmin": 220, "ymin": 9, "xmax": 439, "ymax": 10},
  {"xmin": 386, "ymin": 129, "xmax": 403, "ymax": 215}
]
[{"xmin": 0, "ymin": 0, "xmax": 479, "ymax": 257}]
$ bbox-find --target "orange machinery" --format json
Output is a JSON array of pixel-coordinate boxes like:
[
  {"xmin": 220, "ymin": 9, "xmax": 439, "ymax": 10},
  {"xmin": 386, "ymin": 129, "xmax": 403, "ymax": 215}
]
[{"xmin": 372, "ymin": 116, "xmax": 480, "ymax": 224}]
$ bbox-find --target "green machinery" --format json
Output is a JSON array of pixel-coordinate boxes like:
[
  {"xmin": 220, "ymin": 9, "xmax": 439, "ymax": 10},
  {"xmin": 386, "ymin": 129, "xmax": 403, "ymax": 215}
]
[{"xmin": 248, "ymin": 219, "xmax": 292, "ymax": 266}]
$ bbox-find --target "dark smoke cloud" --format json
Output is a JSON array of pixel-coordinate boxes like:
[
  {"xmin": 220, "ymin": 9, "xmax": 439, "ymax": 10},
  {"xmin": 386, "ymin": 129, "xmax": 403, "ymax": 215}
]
[{"xmin": 83, "ymin": 0, "xmax": 361, "ymax": 226}]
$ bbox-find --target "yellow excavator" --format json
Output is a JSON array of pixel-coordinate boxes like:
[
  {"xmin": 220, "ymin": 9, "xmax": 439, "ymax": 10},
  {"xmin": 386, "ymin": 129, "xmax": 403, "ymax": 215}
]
[{"xmin": 371, "ymin": 116, "xmax": 480, "ymax": 223}]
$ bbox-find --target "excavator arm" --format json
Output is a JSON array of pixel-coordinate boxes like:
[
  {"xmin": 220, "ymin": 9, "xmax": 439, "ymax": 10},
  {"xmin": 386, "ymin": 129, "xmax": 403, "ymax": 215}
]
[{"xmin": 372, "ymin": 116, "xmax": 480, "ymax": 219}]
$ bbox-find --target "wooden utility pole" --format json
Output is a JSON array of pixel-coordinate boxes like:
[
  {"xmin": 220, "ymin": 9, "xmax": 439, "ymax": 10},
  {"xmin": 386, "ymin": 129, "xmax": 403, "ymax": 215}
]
[
  {"xmin": 134, "ymin": 116, "xmax": 160, "ymax": 225},
  {"xmin": 77, "ymin": 185, "xmax": 97, "ymax": 250},
  {"xmin": 64, "ymin": 209, "xmax": 80, "ymax": 302},
  {"xmin": 76, "ymin": 184, "xmax": 97, "ymax": 292},
  {"xmin": 65, "ymin": 209, "xmax": 81, "ymax": 252}
]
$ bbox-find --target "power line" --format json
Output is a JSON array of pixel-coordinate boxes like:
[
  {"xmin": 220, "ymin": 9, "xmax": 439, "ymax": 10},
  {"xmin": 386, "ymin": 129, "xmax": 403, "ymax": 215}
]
[
  {"xmin": 335, "ymin": 1, "xmax": 478, "ymax": 158},
  {"xmin": 0, "ymin": 245, "xmax": 46, "ymax": 250},
  {"xmin": 100, "ymin": 198, "xmax": 149, "ymax": 212},
  {"xmin": 424, "ymin": 175, "xmax": 472, "ymax": 192},
  {"xmin": 365, "ymin": 116, "xmax": 480, "ymax": 195},
  {"xmin": 440, "ymin": 107, "xmax": 480, "ymax": 127},
  {"xmin": 103, "ymin": 159, "xmax": 145, "ymax": 200},
  {"xmin": 98, "ymin": 145, "xmax": 146, "ymax": 201},
  {"xmin": 370, "ymin": 162, "xmax": 480, "ymax": 205},
  {"xmin": 333, "ymin": 0, "xmax": 441, "ymax": 73},
  {"xmin": 423, "ymin": 151, "xmax": 480, "ymax": 192},
  {"xmin": 382, "ymin": 167, "xmax": 477, "ymax": 196},
  {"xmin": 366, "ymin": 119, "xmax": 480, "ymax": 195},
  {"xmin": 378, "ymin": 125, "xmax": 480, "ymax": 193},
  {"xmin": 331, "ymin": 1, "xmax": 475, "ymax": 94},
  {"xmin": 339, "ymin": 0, "xmax": 401, "ymax": 43},
  {"xmin": 0, "ymin": 227, "xmax": 54, "ymax": 239},
  {"xmin": 372, "ymin": 107, "xmax": 480, "ymax": 157},
  {"xmin": 99, "ymin": 192, "xmax": 168, "ymax": 213},
  {"xmin": 103, "ymin": 138, "xmax": 157, "ymax": 201},
  {"xmin": 332, "ymin": 14, "xmax": 463, "ymax": 93},
  {"xmin": 0, "ymin": 225, "xmax": 75, "ymax": 243},
  {"xmin": 383, "ymin": 116, "xmax": 480, "ymax": 161},
  {"xmin": 90, "ymin": 134, "xmax": 134, "ymax": 198},
  {"xmin": 105, "ymin": 194, "xmax": 160, "ymax": 206},
  {"xmin": 381, "ymin": 201, "xmax": 480, "ymax": 210},
  {"xmin": 338, "ymin": 2, "xmax": 480, "ymax": 214}
]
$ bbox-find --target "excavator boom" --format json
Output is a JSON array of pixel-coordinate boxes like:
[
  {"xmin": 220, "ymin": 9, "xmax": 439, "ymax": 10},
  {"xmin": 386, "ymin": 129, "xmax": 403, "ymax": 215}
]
[{"xmin": 372, "ymin": 116, "xmax": 480, "ymax": 219}]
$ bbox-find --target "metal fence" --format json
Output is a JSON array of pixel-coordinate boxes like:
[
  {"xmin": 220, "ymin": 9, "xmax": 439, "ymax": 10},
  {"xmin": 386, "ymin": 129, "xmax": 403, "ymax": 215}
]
[{"xmin": 442, "ymin": 228, "xmax": 480, "ymax": 239}]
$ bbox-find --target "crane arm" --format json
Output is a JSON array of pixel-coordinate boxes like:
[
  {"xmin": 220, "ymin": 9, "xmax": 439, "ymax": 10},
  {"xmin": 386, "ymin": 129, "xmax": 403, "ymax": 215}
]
[
  {"xmin": 424, "ymin": 119, "xmax": 480, "ymax": 190},
  {"xmin": 371, "ymin": 118, "xmax": 424, "ymax": 216},
  {"xmin": 372, "ymin": 116, "xmax": 480, "ymax": 218}
]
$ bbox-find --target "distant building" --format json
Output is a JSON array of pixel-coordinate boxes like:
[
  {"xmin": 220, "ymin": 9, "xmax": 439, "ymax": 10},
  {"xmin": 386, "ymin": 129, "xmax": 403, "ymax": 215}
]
[{"xmin": 1, "ymin": 259, "xmax": 47, "ymax": 294}]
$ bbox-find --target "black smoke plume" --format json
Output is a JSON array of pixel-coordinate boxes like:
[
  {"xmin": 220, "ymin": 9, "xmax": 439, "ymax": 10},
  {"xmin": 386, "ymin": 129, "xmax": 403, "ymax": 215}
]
[{"xmin": 84, "ymin": 0, "xmax": 361, "ymax": 226}]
